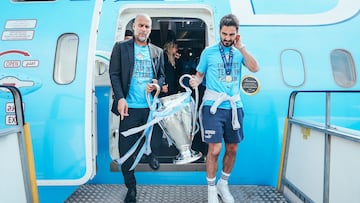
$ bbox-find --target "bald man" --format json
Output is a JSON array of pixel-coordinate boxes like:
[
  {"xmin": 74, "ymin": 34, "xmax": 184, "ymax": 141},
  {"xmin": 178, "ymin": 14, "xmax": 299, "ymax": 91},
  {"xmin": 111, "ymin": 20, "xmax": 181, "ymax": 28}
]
[{"xmin": 109, "ymin": 14, "xmax": 165, "ymax": 203}]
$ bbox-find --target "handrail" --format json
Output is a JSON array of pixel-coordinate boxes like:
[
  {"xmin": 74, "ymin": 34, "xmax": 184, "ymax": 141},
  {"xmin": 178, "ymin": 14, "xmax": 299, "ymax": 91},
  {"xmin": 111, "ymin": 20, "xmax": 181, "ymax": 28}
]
[
  {"xmin": 0, "ymin": 85, "xmax": 38, "ymax": 203},
  {"xmin": 287, "ymin": 90, "xmax": 360, "ymax": 143},
  {"xmin": 287, "ymin": 90, "xmax": 360, "ymax": 118},
  {"xmin": 280, "ymin": 90, "xmax": 360, "ymax": 203}
]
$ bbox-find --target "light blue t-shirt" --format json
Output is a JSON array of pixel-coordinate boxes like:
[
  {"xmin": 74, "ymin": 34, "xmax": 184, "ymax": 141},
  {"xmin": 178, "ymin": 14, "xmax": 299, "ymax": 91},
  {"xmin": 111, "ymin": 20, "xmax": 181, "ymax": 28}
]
[
  {"xmin": 127, "ymin": 43, "xmax": 154, "ymax": 108},
  {"xmin": 196, "ymin": 43, "xmax": 245, "ymax": 109}
]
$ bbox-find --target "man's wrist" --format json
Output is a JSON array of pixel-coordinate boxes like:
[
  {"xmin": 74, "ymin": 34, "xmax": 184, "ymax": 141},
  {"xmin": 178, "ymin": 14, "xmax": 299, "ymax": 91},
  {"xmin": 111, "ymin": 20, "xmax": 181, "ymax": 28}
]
[
  {"xmin": 195, "ymin": 75, "xmax": 203, "ymax": 84},
  {"xmin": 237, "ymin": 43, "xmax": 245, "ymax": 50}
]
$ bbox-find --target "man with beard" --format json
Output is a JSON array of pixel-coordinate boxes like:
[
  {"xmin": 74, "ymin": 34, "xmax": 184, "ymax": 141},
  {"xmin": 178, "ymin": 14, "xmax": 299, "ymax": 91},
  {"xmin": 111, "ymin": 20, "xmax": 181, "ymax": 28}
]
[
  {"xmin": 189, "ymin": 14, "xmax": 259, "ymax": 203},
  {"xmin": 109, "ymin": 14, "xmax": 165, "ymax": 203}
]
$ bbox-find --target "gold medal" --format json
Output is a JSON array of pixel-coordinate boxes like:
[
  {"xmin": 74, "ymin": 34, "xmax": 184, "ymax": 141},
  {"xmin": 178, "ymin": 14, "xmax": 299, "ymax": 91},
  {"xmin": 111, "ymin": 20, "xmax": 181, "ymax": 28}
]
[{"xmin": 225, "ymin": 75, "xmax": 232, "ymax": 82}]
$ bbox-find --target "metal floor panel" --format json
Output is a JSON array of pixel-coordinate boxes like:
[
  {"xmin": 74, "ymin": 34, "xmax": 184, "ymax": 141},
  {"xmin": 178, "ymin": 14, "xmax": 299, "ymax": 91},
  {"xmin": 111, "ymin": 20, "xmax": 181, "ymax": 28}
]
[{"xmin": 65, "ymin": 184, "xmax": 289, "ymax": 203}]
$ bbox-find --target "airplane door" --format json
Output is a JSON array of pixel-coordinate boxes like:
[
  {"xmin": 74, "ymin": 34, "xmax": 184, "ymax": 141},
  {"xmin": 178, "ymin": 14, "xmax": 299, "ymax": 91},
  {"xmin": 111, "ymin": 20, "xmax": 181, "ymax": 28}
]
[
  {"xmin": 0, "ymin": 0, "xmax": 102, "ymax": 185},
  {"xmin": 94, "ymin": 4, "xmax": 216, "ymax": 173}
]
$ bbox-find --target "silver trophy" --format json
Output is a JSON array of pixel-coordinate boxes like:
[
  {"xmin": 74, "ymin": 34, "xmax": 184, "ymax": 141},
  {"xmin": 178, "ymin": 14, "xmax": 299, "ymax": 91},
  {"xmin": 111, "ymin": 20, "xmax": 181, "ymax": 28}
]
[{"xmin": 147, "ymin": 74, "xmax": 202, "ymax": 164}]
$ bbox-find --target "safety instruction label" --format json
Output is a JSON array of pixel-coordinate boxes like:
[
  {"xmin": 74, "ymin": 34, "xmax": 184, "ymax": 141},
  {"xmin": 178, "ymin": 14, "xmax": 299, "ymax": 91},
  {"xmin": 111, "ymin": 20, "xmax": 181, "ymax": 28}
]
[{"xmin": 2, "ymin": 30, "xmax": 34, "ymax": 41}]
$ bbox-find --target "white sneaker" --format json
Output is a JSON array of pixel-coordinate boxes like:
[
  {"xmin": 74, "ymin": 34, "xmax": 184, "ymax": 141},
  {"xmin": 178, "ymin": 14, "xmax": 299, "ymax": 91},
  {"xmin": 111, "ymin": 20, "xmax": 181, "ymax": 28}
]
[
  {"xmin": 208, "ymin": 185, "xmax": 219, "ymax": 203},
  {"xmin": 216, "ymin": 180, "xmax": 235, "ymax": 203}
]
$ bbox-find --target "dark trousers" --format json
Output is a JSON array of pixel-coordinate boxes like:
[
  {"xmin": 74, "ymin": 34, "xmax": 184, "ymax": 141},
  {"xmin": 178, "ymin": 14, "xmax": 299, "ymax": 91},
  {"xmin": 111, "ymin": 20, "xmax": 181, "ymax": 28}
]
[
  {"xmin": 119, "ymin": 108, "xmax": 150, "ymax": 189},
  {"xmin": 151, "ymin": 123, "xmax": 163, "ymax": 156}
]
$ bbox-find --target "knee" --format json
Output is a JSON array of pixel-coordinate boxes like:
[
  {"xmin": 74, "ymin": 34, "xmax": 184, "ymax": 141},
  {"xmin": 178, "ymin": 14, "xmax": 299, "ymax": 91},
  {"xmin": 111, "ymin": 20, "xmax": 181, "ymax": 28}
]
[
  {"xmin": 208, "ymin": 147, "xmax": 221, "ymax": 158},
  {"xmin": 225, "ymin": 146, "xmax": 238, "ymax": 157},
  {"xmin": 225, "ymin": 150, "xmax": 236, "ymax": 158}
]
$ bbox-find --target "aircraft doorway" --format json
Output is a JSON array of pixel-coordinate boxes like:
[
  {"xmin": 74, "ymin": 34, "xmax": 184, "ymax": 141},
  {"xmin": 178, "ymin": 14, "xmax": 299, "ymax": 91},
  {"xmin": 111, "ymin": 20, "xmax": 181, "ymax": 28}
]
[
  {"xmin": 146, "ymin": 17, "xmax": 207, "ymax": 170},
  {"xmin": 108, "ymin": 8, "xmax": 215, "ymax": 171}
]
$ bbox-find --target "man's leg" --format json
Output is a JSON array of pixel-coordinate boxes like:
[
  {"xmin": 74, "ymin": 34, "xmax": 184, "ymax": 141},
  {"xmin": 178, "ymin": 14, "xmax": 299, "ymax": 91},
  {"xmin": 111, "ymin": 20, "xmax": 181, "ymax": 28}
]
[
  {"xmin": 206, "ymin": 143, "xmax": 222, "ymax": 179},
  {"xmin": 216, "ymin": 143, "xmax": 238, "ymax": 203},
  {"xmin": 119, "ymin": 132, "xmax": 141, "ymax": 203},
  {"xmin": 147, "ymin": 124, "xmax": 161, "ymax": 170},
  {"xmin": 222, "ymin": 143, "xmax": 238, "ymax": 173},
  {"xmin": 206, "ymin": 143, "xmax": 222, "ymax": 203},
  {"xmin": 118, "ymin": 108, "xmax": 149, "ymax": 203}
]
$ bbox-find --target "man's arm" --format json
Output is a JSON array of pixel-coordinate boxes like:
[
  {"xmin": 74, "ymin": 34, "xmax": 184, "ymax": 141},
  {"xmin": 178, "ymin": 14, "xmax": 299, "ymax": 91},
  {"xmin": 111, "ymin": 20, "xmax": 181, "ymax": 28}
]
[
  {"xmin": 239, "ymin": 47, "xmax": 259, "ymax": 73},
  {"xmin": 109, "ymin": 41, "xmax": 129, "ymax": 120},
  {"xmin": 109, "ymin": 42, "xmax": 125, "ymax": 100},
  {"xmin": 235, "ymin": 34, "xmax": 259, "ymax": 73}
]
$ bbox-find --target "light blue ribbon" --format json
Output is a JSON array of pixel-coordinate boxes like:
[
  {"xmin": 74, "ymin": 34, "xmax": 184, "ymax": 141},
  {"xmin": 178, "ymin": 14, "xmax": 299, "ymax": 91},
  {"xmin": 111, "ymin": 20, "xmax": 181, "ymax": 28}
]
[{"xmin": 116, "ymin": 91, "xmax": 192, "ymax": 171}]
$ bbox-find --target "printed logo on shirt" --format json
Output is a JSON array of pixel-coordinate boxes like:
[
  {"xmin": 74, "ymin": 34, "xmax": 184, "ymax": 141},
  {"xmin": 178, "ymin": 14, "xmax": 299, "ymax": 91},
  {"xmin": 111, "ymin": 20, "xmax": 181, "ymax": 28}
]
[
  {"xmin": 133, "ymin": 45, "xmax": 153, "ymax": 82},
  {"xmin": 217, "ymin": 62, "xmax": 241, "ymax": 82},
  {"xmin": 136, "ymin": 52, "xmax": 144, "ymax": 60},
  {"xmin": 134, "ymin": 59, "xmax": 152, "ymax": 79}
]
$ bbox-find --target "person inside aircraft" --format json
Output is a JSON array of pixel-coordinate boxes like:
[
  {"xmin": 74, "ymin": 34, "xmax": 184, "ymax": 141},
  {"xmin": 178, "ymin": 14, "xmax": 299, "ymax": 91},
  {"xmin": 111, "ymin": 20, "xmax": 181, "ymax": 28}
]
[
  {"xmin": 190, "ymin": 14, "xmax": 259, "ymax": 203},
  {"xmin": 150, "ymin": 40, "xmax": 182, "ymax": 158},
  {"xmin": 179, "ymin": 48, "xmax": 196, "ymax": 76},
  {"xmin": 124, "ymin": 30, "xmax": 133, "ymax": 40},
  {"xmin": 109, "ymin": 14, "xmax": 165, "ymax": 203},
  {"xmin": 160, "ymin": 40, "xmax": 181, "ymax": 97}
]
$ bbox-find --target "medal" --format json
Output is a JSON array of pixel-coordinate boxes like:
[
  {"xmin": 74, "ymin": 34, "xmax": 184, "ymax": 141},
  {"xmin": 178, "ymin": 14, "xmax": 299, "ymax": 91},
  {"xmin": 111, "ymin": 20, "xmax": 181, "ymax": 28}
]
[
  {"xmin": 226, "ymin": 75, "xmax": 232, "ymax": 82},
  {"xmin": 219, "ymin": 43, "xmax": 234, "ymax": 83}
]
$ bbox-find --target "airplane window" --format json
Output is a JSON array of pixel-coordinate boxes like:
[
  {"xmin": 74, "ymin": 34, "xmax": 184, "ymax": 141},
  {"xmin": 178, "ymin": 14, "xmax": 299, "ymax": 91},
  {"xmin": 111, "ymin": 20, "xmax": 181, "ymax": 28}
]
[
  {"xmin": 280, "ymin": 49, "xmax": 305, "ymax": 87},
  {"xmin": 54, "ymin": 33, "xmax": 79, "ymax": 85},
  {"xmin": 251, "ymin": 0, "xmax": 338, "ymax": 14},
  {"xmin": 330, "ymin": 49, "xmax": 356, "ymax": 88}
]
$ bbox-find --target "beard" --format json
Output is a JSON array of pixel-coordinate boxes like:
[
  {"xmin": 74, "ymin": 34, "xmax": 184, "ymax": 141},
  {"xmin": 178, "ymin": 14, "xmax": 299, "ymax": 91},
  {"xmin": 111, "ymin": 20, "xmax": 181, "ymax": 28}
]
[
  {"xmin": 134, "ymin": 30, "xmax": 149, "ymax": 42},
  {"xmin": 137, "ymin": 36, "xmax": 147, "ymax": 42},
  {"xmin": 221, "ymin": 40, "xmax": 234, "ymax": 47}
]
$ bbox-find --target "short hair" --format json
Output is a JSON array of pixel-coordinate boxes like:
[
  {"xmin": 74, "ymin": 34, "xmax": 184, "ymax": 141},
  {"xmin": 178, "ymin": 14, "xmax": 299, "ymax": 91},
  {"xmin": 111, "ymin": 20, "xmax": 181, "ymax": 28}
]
[
  {"xmin": 219, "ymin": 14, "xmax": 239, "ymax": 31},
  {"xmin": 134, "ymin": 14, "xmax": 152, "ymax": 26},
  {"xmin": 125, "ymin": 30, "xmax": 133, "ymax": 37}
]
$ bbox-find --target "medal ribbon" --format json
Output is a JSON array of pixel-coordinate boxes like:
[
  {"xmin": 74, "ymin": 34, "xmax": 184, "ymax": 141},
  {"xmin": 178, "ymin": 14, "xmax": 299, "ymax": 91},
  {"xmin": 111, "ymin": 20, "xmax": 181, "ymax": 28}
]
[{"xmin": 219, "ymin": 43, "xmax": 233, "ymax": 76}]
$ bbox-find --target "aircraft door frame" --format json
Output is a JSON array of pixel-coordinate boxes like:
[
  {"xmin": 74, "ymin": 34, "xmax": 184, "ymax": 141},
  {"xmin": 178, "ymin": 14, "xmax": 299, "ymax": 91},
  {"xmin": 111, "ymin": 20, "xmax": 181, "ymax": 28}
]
[{"xmin": 107, "ymin": 4, "xmax": 216, "ymax": 168}]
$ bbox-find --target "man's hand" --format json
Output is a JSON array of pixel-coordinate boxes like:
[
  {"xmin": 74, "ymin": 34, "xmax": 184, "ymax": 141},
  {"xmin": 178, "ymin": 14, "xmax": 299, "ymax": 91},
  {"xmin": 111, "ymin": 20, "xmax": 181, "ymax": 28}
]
[
  {"xmin": 146, "ymin": 79, "xmax": 158, "ymax": 93},
  {"xmin": 234, "ymin": 34, "xmax": 246, "ymax": 51},
  {"xmin": 162, "ymin": 84, "xmax": 169, "ymax": 93},
  {"xmin": 189, "ymin": 74, "xmax": 203, "ymax": 89},
  {"xmin": 117, "ymin": 98, "xmax": 128, "ymax": 120}
]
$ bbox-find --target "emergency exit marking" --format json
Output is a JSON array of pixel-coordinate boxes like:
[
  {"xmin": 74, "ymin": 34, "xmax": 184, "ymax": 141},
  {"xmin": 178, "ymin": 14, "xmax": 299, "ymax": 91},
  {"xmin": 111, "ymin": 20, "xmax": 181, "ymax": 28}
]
[
  {"xmin": 5, "ymin": 114, "xmax": 17, "ymax": 125},
  {"xmin": 6, "ymin": 103, "xmax": 15, "ymax": 113},
  {"xmin": 5, "ymin": 102, "xmax": 25, "ymax": 113}
]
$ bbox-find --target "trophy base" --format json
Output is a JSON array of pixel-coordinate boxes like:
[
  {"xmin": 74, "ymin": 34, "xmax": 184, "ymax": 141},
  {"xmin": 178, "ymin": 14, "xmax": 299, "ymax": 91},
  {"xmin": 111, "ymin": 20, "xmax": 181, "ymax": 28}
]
[{"xmin": 173, "ymin": 150, "xmax": 202, "ymax": 165}]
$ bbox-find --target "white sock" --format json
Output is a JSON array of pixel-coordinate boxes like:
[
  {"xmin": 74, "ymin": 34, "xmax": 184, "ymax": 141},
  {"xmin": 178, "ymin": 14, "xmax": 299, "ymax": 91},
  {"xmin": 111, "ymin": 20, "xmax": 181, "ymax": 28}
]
[
  {"xmin": 219, "ymin": 171, "xmax": 230, "ymax": 184},
  {"xmin": 207, "ymin": 177, "xmax": 216, "ymax": 186}
]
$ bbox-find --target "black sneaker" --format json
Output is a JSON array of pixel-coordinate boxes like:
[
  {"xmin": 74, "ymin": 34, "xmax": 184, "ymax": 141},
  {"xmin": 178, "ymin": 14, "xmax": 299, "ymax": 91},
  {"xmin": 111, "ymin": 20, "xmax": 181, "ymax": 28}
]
[{"xmin": 147, "ymin": 153, "xmax": 160, "ymax": 170}]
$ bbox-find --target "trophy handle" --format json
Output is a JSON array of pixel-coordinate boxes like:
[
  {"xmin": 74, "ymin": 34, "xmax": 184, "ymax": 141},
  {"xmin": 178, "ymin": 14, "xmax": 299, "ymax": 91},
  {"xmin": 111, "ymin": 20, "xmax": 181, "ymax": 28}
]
[
  {"xmin": 179, "ymin": 74, "xmax": 199, "ymax": 137},
  {"xmin": 146, "ymin": 83, "xmax": 161, "ymax": 110}
]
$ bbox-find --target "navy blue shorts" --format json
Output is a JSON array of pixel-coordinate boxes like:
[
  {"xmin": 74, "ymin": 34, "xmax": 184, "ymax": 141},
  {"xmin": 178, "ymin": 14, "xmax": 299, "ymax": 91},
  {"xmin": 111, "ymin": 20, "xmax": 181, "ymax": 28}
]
[{"xmin": 201, "ymin": 106, "xmax": 244, "ymax": 144}]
